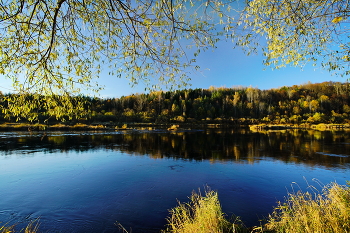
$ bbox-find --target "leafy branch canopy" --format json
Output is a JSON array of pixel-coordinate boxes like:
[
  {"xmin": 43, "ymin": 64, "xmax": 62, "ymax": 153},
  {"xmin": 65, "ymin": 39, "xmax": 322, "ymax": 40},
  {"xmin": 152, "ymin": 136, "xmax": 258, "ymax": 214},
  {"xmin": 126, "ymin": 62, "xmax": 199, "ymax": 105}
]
[
  {"xmin": 0, "ymin": 0, "xmax": 349, "ymax": 121},
  {"xmin": 237, "ymin": 0, "xmax": 350, "ymax": 74}
]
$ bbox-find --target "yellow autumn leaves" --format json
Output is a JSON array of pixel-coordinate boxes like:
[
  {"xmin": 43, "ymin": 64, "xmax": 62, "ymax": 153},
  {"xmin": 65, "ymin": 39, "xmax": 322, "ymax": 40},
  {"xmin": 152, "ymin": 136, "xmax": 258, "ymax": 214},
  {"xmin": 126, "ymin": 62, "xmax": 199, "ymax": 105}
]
[{"xmin": 332, "ymin": 16, "xmax": 343, "ymax": 23}]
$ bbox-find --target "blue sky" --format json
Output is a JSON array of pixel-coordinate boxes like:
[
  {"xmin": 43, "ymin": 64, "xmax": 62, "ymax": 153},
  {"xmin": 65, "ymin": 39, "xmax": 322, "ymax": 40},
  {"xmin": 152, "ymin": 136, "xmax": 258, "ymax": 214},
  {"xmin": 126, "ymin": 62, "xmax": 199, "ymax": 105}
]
[
  {"xmin": 96, "ymin": 40, "xmax": 345, "ymax": 98},
  {"xmin": 0, "ymin": 41, "xmax": 346, "ymax": 98}
]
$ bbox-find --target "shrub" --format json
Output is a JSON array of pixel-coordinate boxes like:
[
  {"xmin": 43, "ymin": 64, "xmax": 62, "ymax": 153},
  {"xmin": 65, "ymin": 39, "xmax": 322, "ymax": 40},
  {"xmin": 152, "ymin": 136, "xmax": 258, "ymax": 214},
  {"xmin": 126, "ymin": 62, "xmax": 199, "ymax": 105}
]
[{"xmin": 172, "ymin": 116, "xmax": 186, "ymax": 122}]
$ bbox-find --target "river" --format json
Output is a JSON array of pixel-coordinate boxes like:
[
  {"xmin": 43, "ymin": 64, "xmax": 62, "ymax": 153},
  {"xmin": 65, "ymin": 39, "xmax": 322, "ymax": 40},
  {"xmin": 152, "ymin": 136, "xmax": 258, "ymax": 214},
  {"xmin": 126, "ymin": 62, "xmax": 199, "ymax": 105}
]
[{"xmin": 0, "ymin": 128, "xmax": 349, "ymax": 232}]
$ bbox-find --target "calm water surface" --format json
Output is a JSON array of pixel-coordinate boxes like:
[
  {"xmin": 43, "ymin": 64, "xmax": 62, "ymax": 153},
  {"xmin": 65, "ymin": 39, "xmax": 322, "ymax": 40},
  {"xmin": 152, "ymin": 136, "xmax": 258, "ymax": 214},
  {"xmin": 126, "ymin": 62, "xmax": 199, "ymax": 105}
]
[{"xmin": 0, "ymin": 129, "xmax": 349, "ymax": 232}]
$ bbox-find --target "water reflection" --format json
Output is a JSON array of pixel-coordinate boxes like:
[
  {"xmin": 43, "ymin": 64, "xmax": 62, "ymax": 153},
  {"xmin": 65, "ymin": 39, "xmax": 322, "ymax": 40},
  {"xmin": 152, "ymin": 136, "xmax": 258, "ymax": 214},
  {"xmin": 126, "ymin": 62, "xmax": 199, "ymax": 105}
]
[
  {"xmin": 1, "ymin": 129, "xmax": 349, "ymax": 169},
  {"xmin": 0, "ymin": 129, "xmax": 349, "ymax": 232}
]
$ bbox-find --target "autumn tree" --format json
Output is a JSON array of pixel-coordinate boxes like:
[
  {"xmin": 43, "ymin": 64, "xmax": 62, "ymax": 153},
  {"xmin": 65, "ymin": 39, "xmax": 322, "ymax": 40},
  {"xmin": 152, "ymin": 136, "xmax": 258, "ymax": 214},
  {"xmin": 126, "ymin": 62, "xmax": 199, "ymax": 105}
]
[
  {"xmin": 0, "ymin": 0, "xmax": 231, "ymax": 120},
  {"xmin": 1, "ymin": 0, "xmax": 350, "ymax": 121},
  {"xmin": 237, "ymin": 0, "xmax": 350, "ymax": 75},
  {"xmin": 233, "ymin": 91, "xmax": 241, "ymax": 116}
]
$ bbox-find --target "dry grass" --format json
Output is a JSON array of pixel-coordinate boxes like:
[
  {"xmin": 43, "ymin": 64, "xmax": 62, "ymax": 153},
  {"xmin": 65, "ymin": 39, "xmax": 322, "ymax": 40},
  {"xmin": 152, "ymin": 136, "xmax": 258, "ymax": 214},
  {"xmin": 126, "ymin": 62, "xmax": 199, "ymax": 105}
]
[
  {"xmin": 162, "ymin": 189, "xmax": 245, "ymax": 233},
  {"xmin": 0, "ymin": 224, "xmax": 14, "ymax": 233},
  {"xmin": 266, "ymin": 182, "xmax": 350, "ymax": 233},
  {"xmin": 0, "ymin": 219, "xmax": 39, "ymax": 233}
]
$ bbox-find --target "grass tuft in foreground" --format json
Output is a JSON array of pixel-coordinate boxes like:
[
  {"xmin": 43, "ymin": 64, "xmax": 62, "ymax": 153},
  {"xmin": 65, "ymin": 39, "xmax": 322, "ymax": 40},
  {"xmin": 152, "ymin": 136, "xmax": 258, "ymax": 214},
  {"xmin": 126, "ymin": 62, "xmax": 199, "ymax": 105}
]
[
  {"xmin": 0, "ymin": 225, "xmax": 14, "ymax": 233},
  {"xmin": 0, "ymin": 219, "xmax": 39, "ymax": 233},
  {"xmin": 162, "ymin": 189, "xmax": 246, "ymax": 233},
  {"xmin": 266, "ymin": 182, "xmax": 350, "ymax": 233}
]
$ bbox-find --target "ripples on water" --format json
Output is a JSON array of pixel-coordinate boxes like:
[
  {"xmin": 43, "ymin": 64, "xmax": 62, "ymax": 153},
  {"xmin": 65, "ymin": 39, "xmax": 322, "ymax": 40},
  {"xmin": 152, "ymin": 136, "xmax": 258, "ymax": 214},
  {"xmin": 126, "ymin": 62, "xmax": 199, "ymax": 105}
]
[{"xmin": 0, "ymin": 129, "xmax": 349, "ymax": 232}]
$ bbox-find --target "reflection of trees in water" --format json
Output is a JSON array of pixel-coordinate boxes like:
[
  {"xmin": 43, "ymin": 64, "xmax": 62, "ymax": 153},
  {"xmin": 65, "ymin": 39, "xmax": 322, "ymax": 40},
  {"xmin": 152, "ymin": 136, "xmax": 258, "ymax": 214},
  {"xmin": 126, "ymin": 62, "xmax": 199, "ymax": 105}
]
[{"xmin": 0, "ymin": 130, "xmax": 349, "ymax": 168}]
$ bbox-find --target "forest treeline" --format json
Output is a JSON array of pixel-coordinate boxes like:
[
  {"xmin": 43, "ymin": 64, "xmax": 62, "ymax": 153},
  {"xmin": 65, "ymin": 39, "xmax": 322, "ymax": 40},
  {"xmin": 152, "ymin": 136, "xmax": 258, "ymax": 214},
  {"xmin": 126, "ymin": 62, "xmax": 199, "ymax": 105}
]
[{"xmin": 1, "ymin": 81, "xmax": 350, "ymax": 125}]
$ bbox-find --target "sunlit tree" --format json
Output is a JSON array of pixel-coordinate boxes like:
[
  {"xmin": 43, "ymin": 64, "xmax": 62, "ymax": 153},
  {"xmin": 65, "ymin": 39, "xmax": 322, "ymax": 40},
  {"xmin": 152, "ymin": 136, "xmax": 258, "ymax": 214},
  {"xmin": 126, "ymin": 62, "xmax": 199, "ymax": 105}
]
[
  {"xmin": 237, "ymin": 0, "xmax": 350, "ymax": 75},
  {"xmin": 0, "ymin": 0, "xmax": 231, "ymax": 120},
  {"xmin": 1, "ymin": 0, "xmax": 350, "ymax": 121}
]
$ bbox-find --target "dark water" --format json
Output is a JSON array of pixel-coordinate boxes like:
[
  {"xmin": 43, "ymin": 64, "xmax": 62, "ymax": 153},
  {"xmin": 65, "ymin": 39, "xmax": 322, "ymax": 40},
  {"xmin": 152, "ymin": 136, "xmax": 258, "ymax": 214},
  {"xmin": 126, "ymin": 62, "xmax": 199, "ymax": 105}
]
[{"xmin": 0, "ymin": 129, "xmax": 349, "ymax": 232}]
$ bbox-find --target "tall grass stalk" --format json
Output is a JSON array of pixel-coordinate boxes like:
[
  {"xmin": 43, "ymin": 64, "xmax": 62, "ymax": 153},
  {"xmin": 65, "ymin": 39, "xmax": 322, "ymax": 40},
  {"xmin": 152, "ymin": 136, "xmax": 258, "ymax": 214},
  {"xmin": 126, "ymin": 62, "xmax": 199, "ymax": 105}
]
[
  {"xmin": 0, "ymin": 224, "xmax": 14, "ymax": 233},
  {"xmin": 0, "ymin": 219, "xmax": 39, "ymax": 233},
  {"xmin": 162, "ymin": 189, "xmax": 244, "ymax": 233},
  {"xmin": 266, "ymin": 182, "xmax": 350, "ymax": 233},
  {"xmin": 24, "ymin": 219, "xmax": 40, "ymax": 233}
]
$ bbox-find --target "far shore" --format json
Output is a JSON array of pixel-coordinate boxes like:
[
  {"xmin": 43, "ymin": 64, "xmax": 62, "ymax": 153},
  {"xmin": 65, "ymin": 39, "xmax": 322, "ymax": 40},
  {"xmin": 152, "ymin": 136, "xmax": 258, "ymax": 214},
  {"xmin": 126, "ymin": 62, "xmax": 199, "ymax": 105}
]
[
  {"xmin": 249, "ymin": 123, "xmax": 350, "ymax": 131},
  {"xmin": 0, "ymin": 122, "xmax": 350, "ymax": 132}
]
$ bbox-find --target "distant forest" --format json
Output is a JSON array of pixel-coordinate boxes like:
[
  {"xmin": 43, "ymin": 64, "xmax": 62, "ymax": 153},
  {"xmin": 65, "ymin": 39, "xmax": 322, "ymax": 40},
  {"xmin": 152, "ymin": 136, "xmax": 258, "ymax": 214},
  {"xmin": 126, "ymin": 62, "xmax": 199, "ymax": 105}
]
[{"xmin": 2, "ymin": 81, "xmax": 350, "ymax": 125}]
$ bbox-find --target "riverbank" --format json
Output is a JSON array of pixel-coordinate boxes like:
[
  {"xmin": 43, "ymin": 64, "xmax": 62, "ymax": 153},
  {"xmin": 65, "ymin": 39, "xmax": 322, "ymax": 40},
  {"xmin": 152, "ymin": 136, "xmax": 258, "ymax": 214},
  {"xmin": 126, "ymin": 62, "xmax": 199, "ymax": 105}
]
[
  {"xmin": 2, "ymin": 122, "xmax": 350, "ymax": 132},
  {"xmin": 249, "ymin": 123, "xmax": 350, "ymax": 131},
  {"xmin": 0, "ymin": 122, "xmax": 205, "ymax": 131}
]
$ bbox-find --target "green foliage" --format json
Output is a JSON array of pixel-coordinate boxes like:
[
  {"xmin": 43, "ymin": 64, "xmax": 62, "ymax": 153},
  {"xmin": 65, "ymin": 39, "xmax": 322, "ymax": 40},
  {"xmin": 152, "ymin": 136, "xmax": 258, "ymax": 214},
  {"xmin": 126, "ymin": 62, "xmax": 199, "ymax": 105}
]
[
  {"xmin": 238, "ymin": 0, "xmax": 350, "ymax": 76},
  {"xmin": 0, "ymin": 0, "xmax": 232, "ymax": 120},
  {"xmin": 2, "ymin": 94, "xmax": 87, "ymax": 122},
  {"xmin": 2, "ymin": 81, "xmax": 350, "ymax": 124},
  {"xmin": 172, "ymin": 115, "xmax": 186, "ymax": 123},
  {"xmin": 1, "ymin": 0, "xmax": 349, "ymax": 121},
  {"xmin": 312, "ymin": 112, "xmax": 326, "ymax": 123}
]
